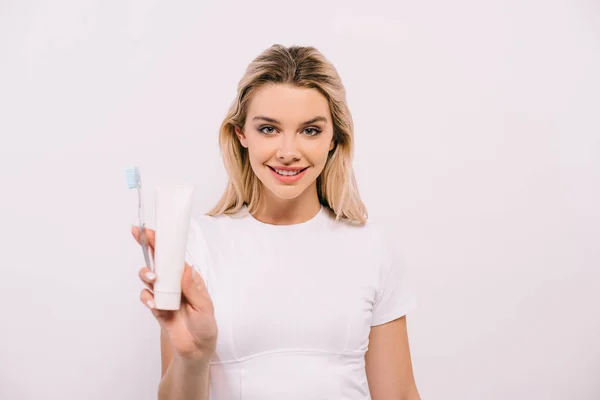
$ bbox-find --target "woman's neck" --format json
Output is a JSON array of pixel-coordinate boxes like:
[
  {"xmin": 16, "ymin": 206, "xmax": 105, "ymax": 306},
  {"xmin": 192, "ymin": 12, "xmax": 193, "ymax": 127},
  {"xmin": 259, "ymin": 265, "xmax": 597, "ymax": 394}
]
[{"xmin": 251, "ymin": 184, "xmax": 322, "ymax": 225}]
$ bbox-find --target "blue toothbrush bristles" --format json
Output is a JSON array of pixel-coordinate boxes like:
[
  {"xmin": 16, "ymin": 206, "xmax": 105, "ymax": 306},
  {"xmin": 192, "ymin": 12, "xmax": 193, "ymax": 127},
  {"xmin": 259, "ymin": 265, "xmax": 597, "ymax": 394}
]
[{"xmin": 125, "ymin": 166, "xmax": 140, "ymax": 189}]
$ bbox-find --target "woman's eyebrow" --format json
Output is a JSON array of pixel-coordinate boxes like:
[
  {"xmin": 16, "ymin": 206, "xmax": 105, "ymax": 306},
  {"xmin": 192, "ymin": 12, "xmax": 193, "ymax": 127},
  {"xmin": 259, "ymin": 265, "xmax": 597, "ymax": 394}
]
[{"xmin": 252, "ymin": 116, "xmax": 328, "ymax": 125}]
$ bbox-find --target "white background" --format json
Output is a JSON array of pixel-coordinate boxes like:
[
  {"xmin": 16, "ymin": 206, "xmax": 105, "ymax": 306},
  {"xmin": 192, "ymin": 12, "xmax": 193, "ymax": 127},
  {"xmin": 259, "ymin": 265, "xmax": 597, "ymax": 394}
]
[{"xmin": 1, "ymin": 0, "xmax": 599, "ymax": 399}]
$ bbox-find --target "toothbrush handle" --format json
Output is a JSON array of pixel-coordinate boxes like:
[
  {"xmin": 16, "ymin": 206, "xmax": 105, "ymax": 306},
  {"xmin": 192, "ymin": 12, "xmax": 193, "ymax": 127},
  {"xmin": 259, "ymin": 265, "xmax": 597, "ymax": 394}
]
[{"xmin": 140, "ymin": 224, "xmax": 154, "ymax": 273}]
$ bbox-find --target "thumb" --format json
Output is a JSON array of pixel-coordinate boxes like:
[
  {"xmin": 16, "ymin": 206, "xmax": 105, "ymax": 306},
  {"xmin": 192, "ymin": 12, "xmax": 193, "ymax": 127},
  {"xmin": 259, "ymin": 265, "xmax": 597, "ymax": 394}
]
[{"xmin": 181, "ymin": 264, "xmax": 209, "ymax": 310}]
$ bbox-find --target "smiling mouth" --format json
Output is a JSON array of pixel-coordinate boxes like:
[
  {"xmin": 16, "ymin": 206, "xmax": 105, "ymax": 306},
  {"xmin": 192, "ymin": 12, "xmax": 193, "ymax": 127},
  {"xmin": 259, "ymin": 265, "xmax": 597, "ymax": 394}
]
[{"xmin": 268, "ymin": 166, "xmax": 309, "ymax": 176}]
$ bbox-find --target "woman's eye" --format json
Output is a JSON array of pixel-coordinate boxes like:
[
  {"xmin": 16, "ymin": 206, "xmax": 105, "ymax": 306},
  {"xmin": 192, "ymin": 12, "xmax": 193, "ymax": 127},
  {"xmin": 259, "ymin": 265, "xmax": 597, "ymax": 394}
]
[
  {"xmin": 304, "ymin": 127, "xmax": 322, "ymax": 136},
  {"xmin": 258, "ymin": 125, "xmax": 321, "ymax": 136},
  {"xmin": 259, "ymin": 126, "xmax": 276, "ymax": 135}
]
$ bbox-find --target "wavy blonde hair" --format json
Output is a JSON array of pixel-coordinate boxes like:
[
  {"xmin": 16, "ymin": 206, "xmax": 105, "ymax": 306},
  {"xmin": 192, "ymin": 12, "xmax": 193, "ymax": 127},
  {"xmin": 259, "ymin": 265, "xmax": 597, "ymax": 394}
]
[{"xmin": 207, "ymin": 44, "xmax": 368, "ymax": 224}]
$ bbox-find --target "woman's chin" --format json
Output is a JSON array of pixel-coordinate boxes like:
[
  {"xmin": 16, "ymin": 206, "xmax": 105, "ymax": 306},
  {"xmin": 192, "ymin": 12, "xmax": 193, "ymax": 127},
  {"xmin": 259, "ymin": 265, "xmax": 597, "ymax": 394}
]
[
  {"xmin": 271, "ymin": 187, "xmax": 305, "ymax": 200},
  {"xmin": 262, "ymin": 182, "xmax": 310, "ymax": 201}
]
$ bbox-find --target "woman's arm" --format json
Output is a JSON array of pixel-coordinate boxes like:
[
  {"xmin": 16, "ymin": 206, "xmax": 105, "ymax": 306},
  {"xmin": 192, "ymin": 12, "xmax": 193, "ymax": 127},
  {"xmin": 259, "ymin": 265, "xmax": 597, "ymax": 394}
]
[
  {"xmin": 157, "ymin": 329, "xmax": 211, "ymax": 400},
  {"xmin": 160, "ymin": 329, "xmax": 174, "ymax": 378},
  {"xmin": 365, "ymin": 316, "xmax": 421, "ymax": 400}
]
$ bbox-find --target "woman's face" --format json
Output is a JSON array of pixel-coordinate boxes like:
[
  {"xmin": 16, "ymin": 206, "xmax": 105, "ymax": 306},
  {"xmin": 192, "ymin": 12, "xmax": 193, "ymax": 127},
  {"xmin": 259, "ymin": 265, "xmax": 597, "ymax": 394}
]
[{"xmin": 235, "ymin": 84, "xmax": 335, "ymax": 201}]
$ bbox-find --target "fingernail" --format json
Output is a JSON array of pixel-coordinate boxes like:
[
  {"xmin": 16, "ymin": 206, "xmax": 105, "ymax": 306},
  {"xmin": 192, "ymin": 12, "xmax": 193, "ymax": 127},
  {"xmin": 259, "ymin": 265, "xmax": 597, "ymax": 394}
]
[
  {"xmin": 146, "ymin": 299, "xmax": 155, "ymax": 309},
  {"xmin": 145, "ymin": 271, "xmax": 156, "ymax": 280}
]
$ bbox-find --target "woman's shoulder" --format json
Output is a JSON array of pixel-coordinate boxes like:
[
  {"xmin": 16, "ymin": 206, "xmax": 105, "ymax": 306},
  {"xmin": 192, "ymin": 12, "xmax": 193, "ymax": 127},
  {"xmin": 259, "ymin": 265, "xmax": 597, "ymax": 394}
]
[
  {"xmin": 190, "ymin": 206, "xmax": 254, "ymax": 240},
  {"xmin": 186, "ymin": 211, "xmax": 244, "ymax": 271},
  {"xmin": 326, "ymin": 208, "xmax": 384, "ymax": 232},
  {"xmin": 191, "ymin": 210, "xmax": 242, "ymax": 234},
  {"xmin": 325, "ymin": 210, "xmax": 393, "ymax": 253}
]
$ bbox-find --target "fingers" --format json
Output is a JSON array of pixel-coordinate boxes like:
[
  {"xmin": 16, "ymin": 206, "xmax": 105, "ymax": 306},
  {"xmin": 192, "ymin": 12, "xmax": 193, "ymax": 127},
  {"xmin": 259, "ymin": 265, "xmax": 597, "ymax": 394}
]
[
  {"xmin": 140, "ymin": 287, "xmax": 156, "ymax": 310},
  {"xmin": 181, "ymin": 264, "xmax": 213, "ymax": 312},
  {"xmin": 139, "ymin": 266, "xmax": 155, "ymax": 291},
  {"xmin": 140, "ymin": 287, "xmax": 176, "ymax": 326},
  {"xmin": 131, "ymin": 225, "xmax": 141, "ymax": 243},
  {"xmin": 131, "ymin": 226, "xmax": 156, "ymax": 251}
]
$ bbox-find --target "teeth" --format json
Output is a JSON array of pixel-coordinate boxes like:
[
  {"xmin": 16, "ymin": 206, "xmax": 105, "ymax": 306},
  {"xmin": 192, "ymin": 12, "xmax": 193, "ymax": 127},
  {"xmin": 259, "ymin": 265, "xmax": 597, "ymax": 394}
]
[{"xmin": 275, "ymin": 168, "xmax": 301, "ymax": 176}]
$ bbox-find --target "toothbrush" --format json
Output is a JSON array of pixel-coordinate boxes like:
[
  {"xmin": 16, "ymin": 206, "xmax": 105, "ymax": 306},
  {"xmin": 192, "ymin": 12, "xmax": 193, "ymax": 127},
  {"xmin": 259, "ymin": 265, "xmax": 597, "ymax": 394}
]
[{"xmin": 126, "ymin": 166, "xmax": 154, "ymax": 273}]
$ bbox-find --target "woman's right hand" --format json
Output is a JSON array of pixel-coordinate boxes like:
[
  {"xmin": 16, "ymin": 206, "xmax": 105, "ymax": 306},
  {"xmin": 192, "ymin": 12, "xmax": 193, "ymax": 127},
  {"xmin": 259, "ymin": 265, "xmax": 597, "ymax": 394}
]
[{"xmin": 132, "ymin": 226, "xmax": 218, "ymax": 365}]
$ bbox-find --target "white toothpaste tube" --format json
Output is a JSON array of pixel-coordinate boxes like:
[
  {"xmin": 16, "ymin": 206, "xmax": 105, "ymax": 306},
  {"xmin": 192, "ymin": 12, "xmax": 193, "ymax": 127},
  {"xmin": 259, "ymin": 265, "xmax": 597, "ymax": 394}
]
[{"xmin": 153, "ymin": 183, "xmax": 195, "ymax": 310}]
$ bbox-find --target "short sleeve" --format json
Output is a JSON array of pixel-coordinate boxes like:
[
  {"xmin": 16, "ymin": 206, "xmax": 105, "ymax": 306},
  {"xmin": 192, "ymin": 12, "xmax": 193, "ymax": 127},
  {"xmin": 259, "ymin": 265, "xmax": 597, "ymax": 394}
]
[{"xmin": 371, "ymin": 238, "xmax": 418, "ymax": 326}]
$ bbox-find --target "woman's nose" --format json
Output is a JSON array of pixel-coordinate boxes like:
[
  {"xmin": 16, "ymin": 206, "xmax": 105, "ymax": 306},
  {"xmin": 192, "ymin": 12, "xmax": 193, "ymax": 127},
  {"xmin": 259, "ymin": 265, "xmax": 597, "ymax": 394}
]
[{"xmin": 276, "ymin": 134, "xmax": 301, "ymax": 162}]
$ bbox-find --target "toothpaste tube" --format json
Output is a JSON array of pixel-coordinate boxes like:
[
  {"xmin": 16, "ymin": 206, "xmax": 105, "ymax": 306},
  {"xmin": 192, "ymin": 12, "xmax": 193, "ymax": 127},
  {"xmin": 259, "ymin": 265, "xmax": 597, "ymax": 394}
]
[{"xmin": 152, "ymin": 183, "xmax": 195, "ymax": 310}]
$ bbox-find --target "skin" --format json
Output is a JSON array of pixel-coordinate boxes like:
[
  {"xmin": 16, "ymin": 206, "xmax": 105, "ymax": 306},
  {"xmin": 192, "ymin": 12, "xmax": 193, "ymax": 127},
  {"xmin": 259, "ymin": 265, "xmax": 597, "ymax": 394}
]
[
  {"xmin": 134, "ymin": 228, "xmax": 214, "ymax": 400},
  {"xmin": 134, "ymin": 83, "xmax": 420, "ymax": 399},
  {"xmin": 366, "ymin": 317, "xmax": 421, "ymax": 399},
  {"xmin": 234, "ymin": 83, "xmax": 334, "ymax": 225}
]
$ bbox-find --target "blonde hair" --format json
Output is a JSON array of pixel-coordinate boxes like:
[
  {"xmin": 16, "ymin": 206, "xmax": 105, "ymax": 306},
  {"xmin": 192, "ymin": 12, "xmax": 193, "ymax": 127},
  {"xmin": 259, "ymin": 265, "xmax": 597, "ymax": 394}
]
[{"xmin": 207, "ymin": 44, "xmax": 368, "ymax": 224}]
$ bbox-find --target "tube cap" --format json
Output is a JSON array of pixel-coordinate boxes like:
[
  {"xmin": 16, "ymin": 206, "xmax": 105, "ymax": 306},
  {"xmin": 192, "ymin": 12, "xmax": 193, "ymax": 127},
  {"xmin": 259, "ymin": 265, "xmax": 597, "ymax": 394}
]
[{"xmin": 154, "ymin": 291, "xmax": 182, "ymax": 310}]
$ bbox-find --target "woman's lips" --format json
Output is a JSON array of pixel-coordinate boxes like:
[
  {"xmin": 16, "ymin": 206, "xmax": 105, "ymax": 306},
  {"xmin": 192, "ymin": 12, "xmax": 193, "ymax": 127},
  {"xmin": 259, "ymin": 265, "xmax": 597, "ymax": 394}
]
[{"xmin": 268, "ymin": 166, "xmax": 309, "ymax": 183}]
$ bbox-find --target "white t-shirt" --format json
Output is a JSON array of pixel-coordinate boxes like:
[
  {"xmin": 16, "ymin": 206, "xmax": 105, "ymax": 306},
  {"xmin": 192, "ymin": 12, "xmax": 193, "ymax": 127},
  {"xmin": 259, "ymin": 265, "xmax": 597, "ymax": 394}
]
[{"xmin": 184, "ymin": 205, "xmax": 417, "ymax": 400}]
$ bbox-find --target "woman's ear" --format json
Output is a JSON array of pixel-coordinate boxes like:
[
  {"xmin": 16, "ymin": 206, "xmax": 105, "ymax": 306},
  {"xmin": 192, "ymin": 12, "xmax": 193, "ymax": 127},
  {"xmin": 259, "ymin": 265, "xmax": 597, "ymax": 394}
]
[
  {"xmin": 234, "ymin": 125, "xmax": 248, "ymax": 148},
  {"xmin": 329, "ymin": 138, "xmax": 335, "ymax": 151}
]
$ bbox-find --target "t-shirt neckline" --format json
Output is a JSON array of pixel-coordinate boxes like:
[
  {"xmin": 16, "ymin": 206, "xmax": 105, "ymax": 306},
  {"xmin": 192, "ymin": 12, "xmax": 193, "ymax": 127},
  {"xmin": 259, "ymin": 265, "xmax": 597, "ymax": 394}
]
[{"xmin": 244, "ymin": 205, "xmax": 327, "ymax": 229}]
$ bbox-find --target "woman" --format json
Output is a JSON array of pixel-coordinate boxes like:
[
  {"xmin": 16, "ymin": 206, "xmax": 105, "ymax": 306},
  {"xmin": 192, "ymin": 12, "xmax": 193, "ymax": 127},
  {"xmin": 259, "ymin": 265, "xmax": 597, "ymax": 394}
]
[{"xmin": 133, "ymin": 44, "xmax": 421, "ymax": 399}]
